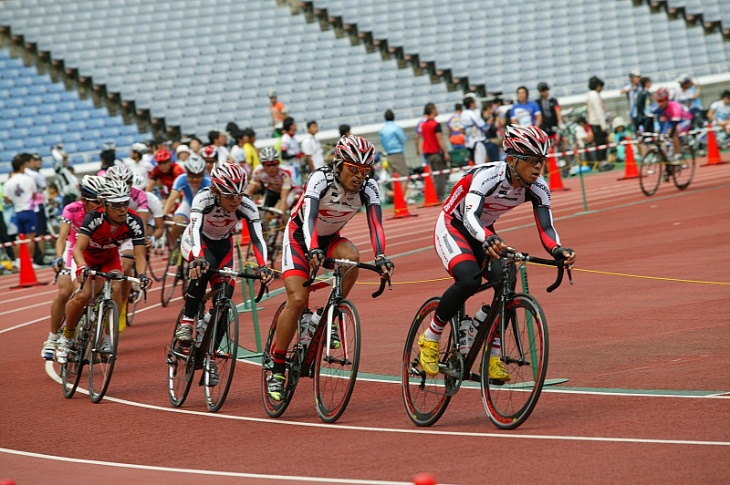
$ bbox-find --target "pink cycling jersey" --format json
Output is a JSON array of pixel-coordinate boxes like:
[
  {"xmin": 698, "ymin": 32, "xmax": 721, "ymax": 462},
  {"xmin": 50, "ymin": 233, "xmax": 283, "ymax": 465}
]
[
  {"xmin": 129, "ymin": 186, "xmax": 149, "ymax": 212},
  {"xmin": 660, "ymin": 101, "xmax": 693, "ymax": 122},
  {"xmin": 61, "ymin": 201, "xmax": 86, "ymax": 248}
]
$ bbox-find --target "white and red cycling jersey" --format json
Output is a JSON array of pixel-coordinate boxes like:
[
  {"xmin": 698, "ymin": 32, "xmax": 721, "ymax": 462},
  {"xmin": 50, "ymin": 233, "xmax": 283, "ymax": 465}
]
[
  {"xmin": 250, "ymin": 164, "xmax": 293, "ymax": 194},
  {"xmin": 440, "ymin": 162, "xmax": 560, "ymax": 251}
]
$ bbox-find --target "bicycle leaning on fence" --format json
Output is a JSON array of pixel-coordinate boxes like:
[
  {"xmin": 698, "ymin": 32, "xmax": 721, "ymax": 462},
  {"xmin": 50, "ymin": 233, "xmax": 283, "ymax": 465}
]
[
  {"xmin": 262, "ymin": 257, "xmax": 390, "ymax": 423},
  {"xmin": 639, "ymin": 133, "xmax": 696, "ymax": 196},
  {"xmin": 167, "ymin": 267, "xmax": 267, "ymax": 412},
  {"xmin": 57, "ymin": 269, "xmax": 146, "ymax": 403},
  {"xmin": 401, "ymin": 249, "xmax": 571, "ymax": 430}
]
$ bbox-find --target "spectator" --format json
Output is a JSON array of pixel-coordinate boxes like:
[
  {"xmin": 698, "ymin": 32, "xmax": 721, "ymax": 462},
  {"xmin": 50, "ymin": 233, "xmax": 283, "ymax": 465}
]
[
  {"xmin": 676, "ymin": 74, "xmax": 703, "ymax": 127},
  {"xmin": 573, "ymin": 116, "xmax": 596, "ymax": 168},
  {"xmin": 280, "ymin": 117, "xmax": 302, "ymax": 185},
  {"xmin": 609, "ymin": 116, "xmax": 629, "ymax": 163},
  {"xmin": 208, "ymin": 129, "xmax": 230, "ymax": 165},
  {"xmin": 229, "ymin": 130, "xmax": 251, "ymax": 176},
  {"xmin": 124, "ymin": 142, "xmax": 153, "ymax": 188},
  {"xmin": 268, "ymin": 90, "xmax": 287, "ymax": 130},
  {"xmin": 378, "ymin": 109, "xmax": 410, "ymax": 200},
  {"xmin": 447, "ymin": 103, "xmax": 466, "ymax": 149},
  {"xmin": 189, "ymin": 136, "xmax": 203, "ymax": 155},
  {"xmin": 96, "ymin": 148, "xmax": 117, "ymax": 176},
  {"xmin": 46, "ymin": 183, "xmax": 64, "ymax": 216},
  {"xmin": 0, "ymin": 178, "xmax": 15, "ymax": 261},
  {"xmin": 635, "ymin": 76, "xmax": 655, "ymax": 157},
  {"xmin": 420, "ymin": 103, "xmax": 451, "ymax": 199},
  {"xmin": 242, "ymin": 128, "xmax": 260, "ymax": 170},
  {"xmin": 176, "ymin": 144, "xmax": 192, "ymax": 163},
  {"xmin": 51, "ymin": 145, "xmax": 80, "ymax": 206},
  {"xmin": 27, "ymin": 153, "xmax": 48, "ymax": 265},
  {"xmin": 707, "ymin": 89, "xmax": 730, "ymax": 144},
  {"xmin": 506, "ymin": 86, "xmax": 542, "ymax": 127},
  {"xmin": 460, "ymin": 96, "xmax": 490, "ymax": 164},
  {"xmin": 301, "ymin": 120, "xmax": 325, "ymax": 177},
  {"xmin": 339, "ymin": 124, "xmax": 351, "ymax": 137},
  {"xmin": 480, "ymin": 102, "xmax": 502, "ymax": 162},
  {"xmin": 586, "ymin": 75, "xmax": 609, "ymax": 168},
  {"xmin": 3, "ymin": 154, "xmax": 39, "ymax": 263},
  {"xmin": 536, "ymin": 82, "xmax": 563, "ymax": 140},
  {"xmin": 621, "ymin": 70, "xmax": 642, "ymax": 133}
]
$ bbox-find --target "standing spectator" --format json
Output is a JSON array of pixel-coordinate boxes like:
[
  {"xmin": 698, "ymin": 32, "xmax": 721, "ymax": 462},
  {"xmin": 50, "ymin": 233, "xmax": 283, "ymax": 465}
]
[
  {"xmin": 339, "ymin": 124, "xmax": 351, "ymax": 137},
  {"xmin": 0, "ymin": 179, "xmax": 15, "ymax": 261},
  {"xmin": 480, "ymin": 102, "xmax": 502, "ymax": 162},
  {"xmin": 378, "ymin": 109, "xmax": 410, "ymax": 199},
  {"xmin": 676, "ymin": 74, "xmax": 703, "ymax": 127},
  {"xmin": 573, "ymin": 116, "xmax": 596, "ymax": 169},
  {"xmin": 189, "ymin": 136, "xmax": 203, "ymax": 155},
  {"xmin": 242, "ymin": 128, "xmax": 260, "ymax": 170},
  {"xmin": 51, "ymin": 145, "xmax": 80, "ymax": 206},
  {"xmin": 301, "ymin": 120, "xmax": 325, "ymax": 177},
  {"xmin": 634, "ymin": 76, "xmax": 655, "ymax": 157},
  {"xmin": 27, "ymin": 153, "xmax": 48, "ymax": 265},
  {"xmin": 447, "ymin": 103, "xmax": 466, "ymax": 149},
  {"xmin": 96, "ymin": 149, "xmax": 116, "ymax": 177},
  {"xmin": 268, "ymin": 90, "xmax": 287, "ymax": 131},
  {"xmin": 229, "ymin": 130, "xmax": 251, "ymax": 176},
  {"xmin": 176, "ymin": 144, "xmax": 192, "ymax": 163},
  {"xmin": 506, "ymin": 86, "xmax": 542, "ymax": 127},
  {"xmin": 280, "ymin": 117, "xmax": 303, "ymax": 186},
  {"xmin": 621, "ymin": 70, "xmax": 642, "ymax": 133},
  {"xmin": 536, "ymin": 82, "xmax": 563, "ymax": 140},
  {"xmin": 420, "ymin": 103, "xmax": 451, "ymax": 199},
  {"xmin": 586, "ymin": 75, "xmax": 609, "ymax": 168},
  {"xmin": 3, "ymin": 154, "xmax": 39, "ymax": 263},
  {"xmin": 208, "ymin": 129, "xmax": 230, "ymax": 165},
  {"xmin": 461, "ymin": 96, "xmax": 489, "ymax": 165},
  {"xmin": 707, "ymin": 90, "xmax": 730, "ymax": 144},
  {"xmin": 124, "ymin": 142, "xmax": 153, "ymax": 188}
]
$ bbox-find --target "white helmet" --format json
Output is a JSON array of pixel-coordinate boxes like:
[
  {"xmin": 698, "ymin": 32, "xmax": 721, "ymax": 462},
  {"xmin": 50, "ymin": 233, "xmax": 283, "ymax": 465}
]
[
  {"xmin": 100, "ymin": 178, "xmax": 131, "ymax": 203},
  {"xmin": 131, "ymin": 171, "xmax": 146, "ymax": 189},
  {"xmin": 183, "ymin": 154, "xmax": 206, "ymax": 174},
  {"xmin": 80, "ymin": 175, "xmax": 106, "ymax": 200},
  {"xmin": 105, "ymin": 164, "xmax": 133, "ymax": 185}
]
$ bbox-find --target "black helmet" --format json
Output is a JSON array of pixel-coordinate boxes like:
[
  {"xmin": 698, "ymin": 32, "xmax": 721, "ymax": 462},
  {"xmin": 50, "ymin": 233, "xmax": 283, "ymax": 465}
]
[{"xmin": 537, "ymin": 82, "xmax": 550, "ymax": 92}]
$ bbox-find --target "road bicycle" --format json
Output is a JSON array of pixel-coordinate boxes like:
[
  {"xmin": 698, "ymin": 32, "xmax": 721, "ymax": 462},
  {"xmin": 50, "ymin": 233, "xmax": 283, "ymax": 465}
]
[
  {"xmin": 58, "ymin": 269, "xmax": 145, "ymax": 403},
  {"xmin": 262, "ymin": 258, "xmax": 390, "ymax": 423},
  {"xmin": 166, "ymin": 267, "xmax": 266, "ymax": 412},
  {"xmin": 401, "ymin": 249, "xmax": 571, "ymax": 430},
  {"xmin": 639, "ymin": 133, "xmax": 696, "ymax": 196},
  {"xmin": 161, "ymin": 221, "xmax": 190, "ymax": 307}
]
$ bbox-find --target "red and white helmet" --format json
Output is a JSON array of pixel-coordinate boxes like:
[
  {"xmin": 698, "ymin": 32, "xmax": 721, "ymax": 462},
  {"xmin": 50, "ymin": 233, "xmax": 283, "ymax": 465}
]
[
  {"xmin": 655, "ymin": 87, "xmax": 670, "ymax": 102},
  {"xmin": 105, "ymin": 164, "xmax": 133, "ymax": 185},
  {"xmin": 211, "ymin": 163, "xmax": 247, "ymax": 195},
  {"xmin": 502, "ymin": 125, "xmax": 550, "ymax": 157},
  {"xmin": 201, "ymin": 145, "xmax": 219, "ymax": 160},
  {"xmin": 334, "ymin": 135, "xmax": 376, "ymax": 167}
]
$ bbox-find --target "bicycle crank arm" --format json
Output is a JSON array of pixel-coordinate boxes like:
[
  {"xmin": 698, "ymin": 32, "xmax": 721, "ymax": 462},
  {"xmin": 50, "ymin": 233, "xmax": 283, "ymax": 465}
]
[{"xmin": 323, "ymin": 356, "xmax": 352, "ymax": 366}]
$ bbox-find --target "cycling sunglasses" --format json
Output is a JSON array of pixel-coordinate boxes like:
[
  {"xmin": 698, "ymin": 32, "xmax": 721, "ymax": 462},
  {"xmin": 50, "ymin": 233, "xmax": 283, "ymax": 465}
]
[
  {"xmin": 343, "ymin": 161, "xmax": 372, "ymax": 176},
  {"xmin": 512, "ymin": 154, "xmax": 547, "ymax": 166},
  {"xmin": 106, "ymin": 200, "xmax": 130, "ymax": 210}
]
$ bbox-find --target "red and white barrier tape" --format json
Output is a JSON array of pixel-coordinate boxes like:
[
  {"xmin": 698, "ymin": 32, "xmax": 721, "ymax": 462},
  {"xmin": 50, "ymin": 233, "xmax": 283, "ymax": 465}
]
[{"xmin": 0, "ymin": 234, "xmax": 57, "ymax": 248}]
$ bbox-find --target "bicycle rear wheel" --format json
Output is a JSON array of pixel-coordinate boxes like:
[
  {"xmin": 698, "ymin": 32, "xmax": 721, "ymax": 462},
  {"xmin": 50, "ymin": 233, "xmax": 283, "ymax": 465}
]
[
  {"xmin": 482, "ymin": 294, "xmax": 548, "ymax": 430},
  {"xmin": 401, "ymin": 297, "xmax": 457, "ymax": 427},
  {"xmin": 147, "ymin": 251, "xmax": 162, "ymax": 282},
  {"xmin": 672, "ymin": 143, "xmax": 696, "ymax": 190},
  {"xmin": 204, "ymin": 300, "xmax": 239, "ymax": 412},
  {"xmin": 161, "ymin": 248, "xmax": 183, "ymax": 307},
  {"xmin": 88, "ymin": 301, "xmax": 120, "ymax": 403},
  {"xmin": 167, "ymin": 307, "xmax": 195, "ymax": 408},
  {"xmin": 60, "ymin": 314, "xmax": 88, "ymax": 399},
  {"xmin": 261, "ymin": 302, "xmax": 300, "ymax": 417},
  {"xmin": 639, "ymin": 150, "xmax": 663, "ymax": 196},
  {"xmin": 314, "ymin": 300, "xmax": 361, "ymax": 423}
]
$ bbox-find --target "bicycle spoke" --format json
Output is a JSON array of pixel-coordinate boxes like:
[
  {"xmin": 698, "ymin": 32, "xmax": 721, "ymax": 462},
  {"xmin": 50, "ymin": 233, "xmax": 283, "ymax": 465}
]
[
  {"xmin": 639, "ymin": 151, "xmax": 663, "ymax": 196},
  {"xmin": 204, "ymin": 301, "xmax": 238, "ymax": 412},
  {"xmin": 88, "ymin": 301, "xmax": 119, "ymax": 403},
  {"xmin": 167, "ymin": 307, "xmax": 195, "ymax": 408}
]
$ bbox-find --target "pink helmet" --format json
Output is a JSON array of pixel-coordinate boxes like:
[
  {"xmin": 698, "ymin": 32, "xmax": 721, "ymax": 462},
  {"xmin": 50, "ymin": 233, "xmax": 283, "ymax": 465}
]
[
  {"xmin": 655, "ymin": 87, "xmax": 670, "ymax": 102},
  {"xmin": 502, "ymin": 125, "xmax": 550, "ymax": 157},
  {"xmin": 211, "ymin": 163, "xmax": 247, "ymax": 195},
  {"xmin": 334, "ymin": 135, "xmax": 376, "ymax": 167}
]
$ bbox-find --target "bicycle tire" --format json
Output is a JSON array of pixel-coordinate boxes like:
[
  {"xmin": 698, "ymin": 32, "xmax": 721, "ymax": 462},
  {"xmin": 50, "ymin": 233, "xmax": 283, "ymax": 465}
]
[
  {"xmin": 314, "ymin": 300, "xmax": 361, "ymax": 423},
  {"xmin": 639, "ymin": 150, "xmax": 663, "ymax": 196},
  {"xmin": 261, "ymin": 302, "xmax": 300, "ymax": 417},
  {"xmin": 482, "ymin": 294, "xmax": 548, "ymax": 430},
  {"xmin": 88, "ymin": 300, "xmax": 120, "ymax": 403},
  {"xmin": 672, "ymin": 143, "xmax": 696, "ymax": 190},
  {"xmin": 161, "ymin": 248, "xmax": 182, "ymax": 307},
  {"xmin": 148, "ymin": 251, "xmax": 162, "ymax": 282},
  {"xmin": 61, "ymin": 314, "xmax": 88, "ymax": 399},
  {"xmin": 167, "ymin": 307, "xmax": 195, "ymax": 408},
  {"xmin": 204, "ymin": 300, "xmax": 239, "ymax": 412},
  {"xmin": 401, "ymin": 297, "xmax": 456, "ymax": 427}
]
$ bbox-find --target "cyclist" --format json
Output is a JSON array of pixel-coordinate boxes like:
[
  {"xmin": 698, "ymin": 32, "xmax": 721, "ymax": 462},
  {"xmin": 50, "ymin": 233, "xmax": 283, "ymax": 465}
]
[
  {"xmin": 146, "ymin": 148, "xmax": 184, "ymax": 200},
  {"xmin": 653, "ymin": 87, "xmax": 694, "ymax": 163},
  {"xmin": 56, "ymin": 180, "xmax": 150, "ymax": 364},
  {"xmin": 132, "ymin": 171, "xmax": 164, "ymax": 244},
  {"xmin": 246, "ymin": 146, "xmax": 293, "ymax": 215},
  {"xmin": 42, "ymin": 176, "xmax": 105, "ymax": 360},
  {"xmin": 419, "ymin": 125, "xmax": 576, "ymax": 381},
  {"xmin": 163, "ymin": 155, "xmax": 211, "ymax": 244},
  {"xmin": 266, "ymin": 135, "xmax": 394, "ymax": 401},
  {"xmin": 175, "ymin": 164, "xmax": 274, "ymax": 350}
]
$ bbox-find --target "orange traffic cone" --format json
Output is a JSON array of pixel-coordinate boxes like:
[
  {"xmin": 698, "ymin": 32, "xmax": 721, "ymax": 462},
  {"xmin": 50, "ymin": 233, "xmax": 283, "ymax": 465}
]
[
  {"xmin": 11, "ymin": 234, "xmax": 47, "ymax": 289},
  {"xmin": 240, "ymin": 222, "xmax": 251, "ymax": 246},
  {"xmin": 420, "ymin": 165, "xmax": 441, "ymax": 207},
  {"xmin": 618, "ymin": 135, "xmax": 639, "ymax": 180},
  {"xmin": 547, "ymin": 146, "xmax": 567, "ymax": 191},
  {"xmin": 391, "ymin": 173, "xmax": 416, "ymax": 219},
  {"xmin": 703, "ymin": 124, "xmax": 727, "ymax": 166}
]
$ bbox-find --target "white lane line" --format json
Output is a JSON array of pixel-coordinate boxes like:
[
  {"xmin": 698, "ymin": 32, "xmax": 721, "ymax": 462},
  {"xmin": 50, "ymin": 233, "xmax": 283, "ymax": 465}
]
[
  {"xmin": 0, "ymin": 316, "xmax": 49, "ymax": 334},
  {"xmin": 42, "ymin": 362, "xmax": 730, "ymax": 447},
  {"xmin": 0, "ymin": 447, "xmax": 412, "ymax": 484}
]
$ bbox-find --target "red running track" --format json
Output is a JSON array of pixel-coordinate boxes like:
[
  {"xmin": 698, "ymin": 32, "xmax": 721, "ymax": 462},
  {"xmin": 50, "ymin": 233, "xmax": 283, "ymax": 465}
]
[{"xmin": 1, "ymin": 162, "xmax": 729, "ymax": 484}]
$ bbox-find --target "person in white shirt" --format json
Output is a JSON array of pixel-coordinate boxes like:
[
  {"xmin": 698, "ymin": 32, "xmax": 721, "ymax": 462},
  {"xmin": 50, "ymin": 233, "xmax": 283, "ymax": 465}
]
[
  {"xmin": 586, "ymin": 76, "xmax": 609, "ymax": 166},
  {"xmin": 300, "ymin": 120, "xmax": 325, "ymax": 178},
  {"xmin": 460, "ymin": 96, "xmax": 489, "ymax": 165},
  {"xmin": 707, "ymin": 90, "xmax": 730, "ymax": 143},
  {"xmin": 208, "ymin": 129, "xmax": 230, "ymax": 165},
  {"xmin": 3, "ymin": 154, "xmax": 39, "ymax": 260},
  {"xmin": 124, "ymin": 142, "xmax": 154, "ymax": 189},
  {"xmin": 280, "ymin": 117, "xmax": 303, "ymax": 185}
]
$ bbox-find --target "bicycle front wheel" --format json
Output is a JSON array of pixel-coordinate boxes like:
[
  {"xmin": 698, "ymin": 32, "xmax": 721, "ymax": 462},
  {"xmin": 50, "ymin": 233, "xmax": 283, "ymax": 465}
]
[
  {"xmin": 482, "ymin": 294, "xmax": 548, "ymax": 430},
  {"xmin": 161, "ymin": 248, "xmax": 182, "ymax": 307},
  {"xmin": 401, "ymin": 297, "xmax": 457, "ymax": 427},
  {"xmin": 148, "ymin": 251, "xmax": 162, "ymax": 282},
  {"xmin": 639, "ymin": 150, "xmax": 663, "ymax": 196},
  {"xmin": 672, "ymin": 143, "xmax": 696, "ymax": 190},
  {"xmin": 167, "ymin": 307, "xmax": 195, "ymax": 408},
  {"xmin": 261, "ymin": 302, "xmax": 299, "ymax": 417},
  {"xmin": 204, "ymin": 300, "xmax": 239, "ymax": 412},
  {"xmin": 314, "ymin": 300, "xmax": 361, "ymax": 423},
  {"xmin": 61, "ymin": 314, "xmax": 88, "ymax": 398},
  {"xmin": 88, "ymin": 301, "xmax": 120, "ymax": 403}
]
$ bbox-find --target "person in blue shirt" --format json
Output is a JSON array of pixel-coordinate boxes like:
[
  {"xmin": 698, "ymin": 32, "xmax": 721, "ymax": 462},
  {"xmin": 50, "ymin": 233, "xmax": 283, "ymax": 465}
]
[
  {"xmin": 378, "ymin": 109, "xmax": 410, "ymax": 200},
  {"xmin": 505, "ymin": 86, "xmax": 542, "ymax": 127},
  {"xmin": 163, "ymin": 155, "xmax": 211, "ymax": 242}
]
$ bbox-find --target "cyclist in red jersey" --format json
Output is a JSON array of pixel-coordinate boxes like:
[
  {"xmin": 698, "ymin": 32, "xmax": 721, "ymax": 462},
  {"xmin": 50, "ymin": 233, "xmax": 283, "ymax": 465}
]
[
  {"xmin": 56, "ymin": 179, "xmax": 150, "ymax": 364},
  {"xmin": 266, "ymin": 135, "xmax": 394, "ymax": 401},
  {"xmin": 146, "ymin": 148, "xmax": 184, "ymax": 200},
  {"xmin": 418, "ymin": 125, "xmax": 576, "ymax": 381}
]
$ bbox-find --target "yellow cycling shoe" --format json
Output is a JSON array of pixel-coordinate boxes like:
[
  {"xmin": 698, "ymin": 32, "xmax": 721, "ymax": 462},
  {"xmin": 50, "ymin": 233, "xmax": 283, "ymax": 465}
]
[
  {"xmin": 488, "ymin": 355, "xmax": 512, "ymax": 382},
  {"xmin": 417, "ymin": 332, "xmax": 441, "ymax": 377}
]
